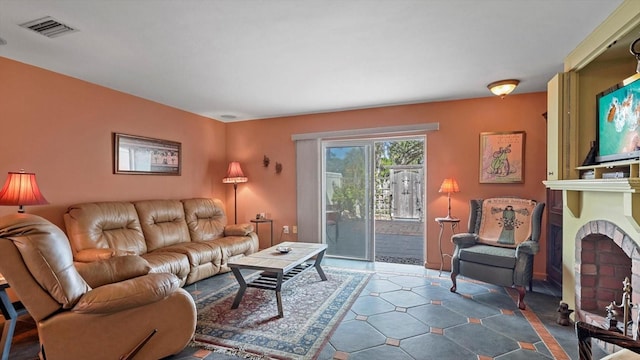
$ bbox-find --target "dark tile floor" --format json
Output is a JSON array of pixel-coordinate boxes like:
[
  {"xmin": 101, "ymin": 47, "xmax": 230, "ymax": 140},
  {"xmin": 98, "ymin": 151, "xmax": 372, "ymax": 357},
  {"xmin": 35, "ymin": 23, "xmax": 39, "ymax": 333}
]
[{"xmin": 3, "ymin": 259, "xmax": 610, "ymax": 360}]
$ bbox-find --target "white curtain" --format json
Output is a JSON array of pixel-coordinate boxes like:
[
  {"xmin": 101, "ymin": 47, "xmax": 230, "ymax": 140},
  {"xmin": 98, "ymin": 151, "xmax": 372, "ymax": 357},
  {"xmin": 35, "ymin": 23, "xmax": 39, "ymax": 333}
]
[{"xmin": 295, "ymin": 138, "xmax": 321, "ymax": 243}]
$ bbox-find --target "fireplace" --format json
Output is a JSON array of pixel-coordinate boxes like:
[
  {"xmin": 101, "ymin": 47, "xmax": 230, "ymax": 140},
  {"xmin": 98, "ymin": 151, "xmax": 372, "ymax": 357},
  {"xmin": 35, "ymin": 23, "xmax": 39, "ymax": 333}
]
[
  {"xmin": 574, "ymin": 220, "xmax": 640, "ymax": 337},
  {"xmin": 544, "ymin": 179, "xmax": 640, "ymax": 345}
]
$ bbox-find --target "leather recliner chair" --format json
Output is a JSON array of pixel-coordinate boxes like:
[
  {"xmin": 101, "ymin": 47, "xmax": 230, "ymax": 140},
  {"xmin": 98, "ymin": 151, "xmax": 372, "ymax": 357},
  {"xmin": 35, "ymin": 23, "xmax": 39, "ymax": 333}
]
[{"xmin": 0, "ymin": 213, "xmax": 197, "ymax": 360}]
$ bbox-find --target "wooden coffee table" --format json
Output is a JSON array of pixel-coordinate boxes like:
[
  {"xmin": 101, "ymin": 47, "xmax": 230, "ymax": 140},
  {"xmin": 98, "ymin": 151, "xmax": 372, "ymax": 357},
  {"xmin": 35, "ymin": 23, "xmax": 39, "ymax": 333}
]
[{"xmin": 228, "ymin": 241, "xmax": 328, "ymax": 318}]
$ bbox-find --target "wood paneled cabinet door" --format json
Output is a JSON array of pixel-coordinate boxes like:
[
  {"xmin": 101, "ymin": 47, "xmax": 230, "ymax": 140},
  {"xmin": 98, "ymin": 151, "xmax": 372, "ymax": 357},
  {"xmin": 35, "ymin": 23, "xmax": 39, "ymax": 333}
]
[
  {"xmin": 546, "ymin": 71, "xmax": 577, "ymax": 181},
  {"xmin": 547, "ymin": 74, "xmax": 562, "ymax": 181}
]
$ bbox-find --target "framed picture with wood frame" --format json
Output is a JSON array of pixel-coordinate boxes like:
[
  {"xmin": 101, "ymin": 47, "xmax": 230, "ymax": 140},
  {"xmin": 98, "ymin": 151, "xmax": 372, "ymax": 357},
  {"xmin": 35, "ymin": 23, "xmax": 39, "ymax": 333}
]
[
  {"xmin": 113, "ymin": 133, "xmax": 181, "ymax": 175},
  {"xmin": 479, "ymin": 131, "xmax": 525, "ymax": 184}
]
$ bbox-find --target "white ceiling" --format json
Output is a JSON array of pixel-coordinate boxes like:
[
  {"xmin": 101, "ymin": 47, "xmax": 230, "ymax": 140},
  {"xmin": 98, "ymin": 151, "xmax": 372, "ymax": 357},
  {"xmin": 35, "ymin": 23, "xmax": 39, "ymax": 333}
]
[{"xmin": 0, "ymin": 0, "xmax": 625, "ymax": 122}]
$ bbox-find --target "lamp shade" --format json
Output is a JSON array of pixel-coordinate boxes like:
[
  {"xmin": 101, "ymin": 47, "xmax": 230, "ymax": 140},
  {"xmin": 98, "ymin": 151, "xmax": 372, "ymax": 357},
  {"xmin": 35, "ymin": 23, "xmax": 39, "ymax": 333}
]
[
  {"xmin": 438, "ymin": 178, "xmax": 460, "ymax": 193},
  {"xmin": 222, "ymin": 161, "xmax": 248, "ymax": 184},
  {"xmin": 0, "ymin": 171, "xmax": 49, "ymax": 213},
  {"xmin": 487, "ymin": 79, "xmax": 520, "ymax": 98}
]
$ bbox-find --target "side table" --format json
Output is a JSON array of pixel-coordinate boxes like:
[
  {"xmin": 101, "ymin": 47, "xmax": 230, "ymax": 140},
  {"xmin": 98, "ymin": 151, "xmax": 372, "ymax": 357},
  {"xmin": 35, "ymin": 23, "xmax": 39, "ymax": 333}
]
[
  {"xmin": 435, "ymin": 217, "xmax": 460, "ymax": 276},
  {"xmin": 250, "ymin": 218, "xmax": 274, "ymax": 248},
  {"xmin": 0, "ymin": 275, "xmax": 27, "ymax": 360}
]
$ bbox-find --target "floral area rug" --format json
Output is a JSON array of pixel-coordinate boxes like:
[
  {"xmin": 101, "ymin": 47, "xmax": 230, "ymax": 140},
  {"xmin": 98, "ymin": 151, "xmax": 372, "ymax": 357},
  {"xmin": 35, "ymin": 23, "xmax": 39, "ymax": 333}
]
[{"xmin": 191, "ymin": 266, "xmax": 372, "ymax": 360}]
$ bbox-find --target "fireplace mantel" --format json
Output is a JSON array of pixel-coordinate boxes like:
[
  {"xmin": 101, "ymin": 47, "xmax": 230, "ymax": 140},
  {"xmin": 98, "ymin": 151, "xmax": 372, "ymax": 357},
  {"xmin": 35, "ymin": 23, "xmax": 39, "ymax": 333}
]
[{"xmin": 544, "ymin": 179, "xmax": 640, "ymax": 230}]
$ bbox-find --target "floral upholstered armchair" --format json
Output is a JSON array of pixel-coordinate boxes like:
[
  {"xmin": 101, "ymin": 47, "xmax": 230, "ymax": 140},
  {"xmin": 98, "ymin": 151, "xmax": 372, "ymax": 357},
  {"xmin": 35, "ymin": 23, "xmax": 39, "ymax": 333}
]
[{"xmin": 449, "ymin": 197, "xmax": 545, "ymax": 310}]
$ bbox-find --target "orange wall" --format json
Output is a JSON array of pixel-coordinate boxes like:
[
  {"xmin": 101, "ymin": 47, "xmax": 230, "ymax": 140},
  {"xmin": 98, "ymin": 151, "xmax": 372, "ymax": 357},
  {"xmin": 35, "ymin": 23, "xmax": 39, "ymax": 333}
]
[
  {"xmin": 0, "ymin": 57, "xmax": 227, "ymax": 228},
  {"xmin": 225, "ymin": 94, "xmax": 549, "ymax": 278},
  {"xmin": 1, "ymin": 56, "xmax": 549, "ymax": 279}
]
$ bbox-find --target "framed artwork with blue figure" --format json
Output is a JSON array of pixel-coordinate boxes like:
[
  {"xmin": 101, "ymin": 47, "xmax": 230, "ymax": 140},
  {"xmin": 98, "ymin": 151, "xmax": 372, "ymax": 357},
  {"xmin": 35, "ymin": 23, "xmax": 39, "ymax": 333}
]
[{"xmin": 479, "ymin": 131, "xmax": 525, "ymax": 184}]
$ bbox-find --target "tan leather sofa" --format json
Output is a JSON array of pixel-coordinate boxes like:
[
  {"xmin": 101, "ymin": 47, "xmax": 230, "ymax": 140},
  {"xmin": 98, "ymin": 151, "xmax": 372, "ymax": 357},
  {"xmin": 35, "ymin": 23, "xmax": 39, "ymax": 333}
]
[
  {"xmin": 0, "ymin": 213, "xmax": 197, "ymax": 360},
  {"xmin": 64, "ymin": 198, "xmax": 259, "ymax": 286}
]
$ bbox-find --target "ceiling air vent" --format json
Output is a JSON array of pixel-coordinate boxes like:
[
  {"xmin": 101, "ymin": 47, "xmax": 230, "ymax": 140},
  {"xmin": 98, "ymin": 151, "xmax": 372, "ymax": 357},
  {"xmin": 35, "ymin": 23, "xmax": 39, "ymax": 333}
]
[{"xmin": 19, "ymin": 16, "xmax": 78, "ymax": 38}]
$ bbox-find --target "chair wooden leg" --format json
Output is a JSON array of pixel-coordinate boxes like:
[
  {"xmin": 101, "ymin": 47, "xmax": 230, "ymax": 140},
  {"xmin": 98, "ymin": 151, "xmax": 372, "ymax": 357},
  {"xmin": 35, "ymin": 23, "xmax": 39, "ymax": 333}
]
[
  {"xmin": 515, "ymin": 285, "xmax": 526, "ymax": 310},
  {"xmin": 575, "ymin": 322, "xmax": 594, "ymax": 360},
  {"xmin": 450, "ymin": 272, "xmax": 458, "ymax": 292}
]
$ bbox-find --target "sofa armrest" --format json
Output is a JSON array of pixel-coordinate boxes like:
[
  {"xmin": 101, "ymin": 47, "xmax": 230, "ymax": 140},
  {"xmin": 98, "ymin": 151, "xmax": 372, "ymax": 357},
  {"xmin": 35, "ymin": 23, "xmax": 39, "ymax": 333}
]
[
  {"xmin": 76, "ymin": 255, "xmax": 151, "ymax": 288},
  {"xmin": 74, "ymin": 248, "xmax": 136, "ymax": 263},
  {"xmin": 72, "ymin": 273, "xmax": 180, "ymax": 314},
  {"xmin": 224, "ymin": 223, "xmax": 254, "ymax": 236},
  {"xmin": 451, "ymin": 233, "xmax": 478, "ymax": 248},
  {"xmin": 516, "ymin": 240, "xmax": 539, "ymax": 256}
]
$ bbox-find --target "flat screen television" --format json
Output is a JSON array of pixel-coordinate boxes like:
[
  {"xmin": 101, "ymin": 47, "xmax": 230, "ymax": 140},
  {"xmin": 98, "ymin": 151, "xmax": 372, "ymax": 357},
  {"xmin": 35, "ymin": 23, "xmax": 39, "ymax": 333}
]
[{"xmin": 596, "ymin": 73, "xmax": 640, "ymax": 163}]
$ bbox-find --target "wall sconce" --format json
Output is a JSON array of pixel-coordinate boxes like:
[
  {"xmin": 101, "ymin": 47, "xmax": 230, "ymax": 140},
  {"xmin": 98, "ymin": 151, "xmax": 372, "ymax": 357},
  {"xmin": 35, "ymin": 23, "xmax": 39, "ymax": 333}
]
[
  {"xmin": 275, "ymin": 162, "xmax": 282, "ymax": 174},
  {"xmin": 487, "ymin": 79, "xmax": 520, "ymax": 98},
  {"xmin": 0, "ymin": 170, "xmax": 49, "ymax": 213},
  {"xmin": 263, "ymin": 155, "xmax": 270, "ymax": 167}
]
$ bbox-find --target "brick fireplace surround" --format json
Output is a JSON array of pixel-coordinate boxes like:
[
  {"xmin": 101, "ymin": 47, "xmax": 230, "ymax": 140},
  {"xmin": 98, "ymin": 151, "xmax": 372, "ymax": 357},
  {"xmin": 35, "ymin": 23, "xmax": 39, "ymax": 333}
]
[
  {"xmin": 575, "ymin": 220, "xmax": 640, "ymax": 337},
  {"xmin": 544, "ymin": 178, "xmax": 640, "ymax": 357}
]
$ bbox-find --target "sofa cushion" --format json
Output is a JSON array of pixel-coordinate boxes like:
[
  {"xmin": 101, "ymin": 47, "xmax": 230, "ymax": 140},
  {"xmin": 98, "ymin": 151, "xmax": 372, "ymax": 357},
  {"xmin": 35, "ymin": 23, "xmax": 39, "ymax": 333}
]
[
  {"xmin": 65, "ymin": 202, "xmax": 147, "ymax": 256},
  {"xmin": 182, "ymin": 198, "xmax": 226, "ymax": 241},
  {"xmin": 135, "ymin": 200, "xmax": 191, "ymax": 251},
  {"xmin": 76, "ymin": 255, "xmax": 151, "ymax": 288},
  {"xmin": 0, "ymin": 214, "xmax": 89, "ymax": 309},
  {"xmin": 155, "ymin": 241, "xmax": 222, "ymax": 268},
  {"xmin": 72, "ymin": 273, "xmax": 180, "ymax": 314},
  {"xmin": 141, "ymin": 251, "xmax": 191, "ymax": 284},
  {"xmin": 458, "ymin": 244, "xmax": 516, "ymax": 269},
  {"xmin": 214, "ymin": 236, "xmax": 257, "ymax": 260},
  {"xmin": 74, "ymin": 248, "xmax": 137, "ymax": 263},
  {"xmin": 155, "ymin": 241, "xmax": 223, "ymax": 284}
]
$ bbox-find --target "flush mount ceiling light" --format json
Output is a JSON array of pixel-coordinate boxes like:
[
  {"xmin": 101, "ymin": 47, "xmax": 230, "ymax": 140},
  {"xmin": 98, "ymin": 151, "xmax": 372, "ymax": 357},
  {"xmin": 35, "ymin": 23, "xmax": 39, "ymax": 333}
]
[
  {"xmin": 220, "ymin": 114, "xmax": 237, "ymax": 121},
  {"xmin": 487, "ymin": 79, "xmax": 520, "ymax": 98}
]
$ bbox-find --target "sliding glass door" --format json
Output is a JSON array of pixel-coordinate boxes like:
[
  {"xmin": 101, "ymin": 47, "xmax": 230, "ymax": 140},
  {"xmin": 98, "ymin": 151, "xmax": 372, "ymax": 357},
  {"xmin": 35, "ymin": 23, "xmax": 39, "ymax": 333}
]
[{"xmin": 322, "ymin": 141, "xmax": 373, "ymax": 260}]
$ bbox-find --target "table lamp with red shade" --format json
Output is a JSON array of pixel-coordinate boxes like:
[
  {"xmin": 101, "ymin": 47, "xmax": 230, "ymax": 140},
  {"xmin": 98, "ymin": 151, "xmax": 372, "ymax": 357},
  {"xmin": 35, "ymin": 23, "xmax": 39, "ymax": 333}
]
[{"xmin": 0, "ymin": 170, "xmax": 49, "ymax": 213}]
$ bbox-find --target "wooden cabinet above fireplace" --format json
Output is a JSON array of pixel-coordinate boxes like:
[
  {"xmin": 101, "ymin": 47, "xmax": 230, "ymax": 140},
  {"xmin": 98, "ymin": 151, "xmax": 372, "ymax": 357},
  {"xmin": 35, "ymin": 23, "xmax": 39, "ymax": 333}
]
[{"xmin": 546, "ymin": 1, "xmax": 640, "ymax": 182}]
